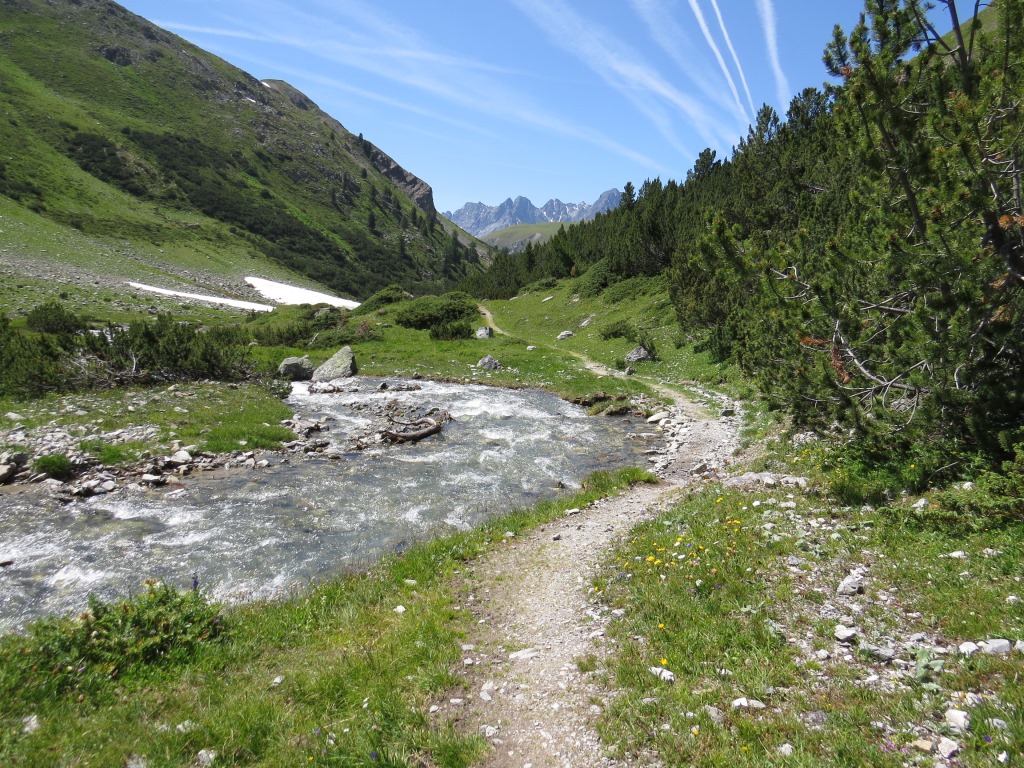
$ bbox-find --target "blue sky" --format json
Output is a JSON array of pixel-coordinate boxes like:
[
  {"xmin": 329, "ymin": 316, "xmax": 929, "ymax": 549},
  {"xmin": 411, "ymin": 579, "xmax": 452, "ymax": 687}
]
[{"xmin": 115, "ymin": 1, "xmax": 959, "ymax": 213}]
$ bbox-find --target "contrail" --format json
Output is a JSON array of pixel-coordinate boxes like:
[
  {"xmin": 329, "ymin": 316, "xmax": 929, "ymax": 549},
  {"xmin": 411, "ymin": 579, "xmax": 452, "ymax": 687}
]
[
  {"xmin": 685, "ymin": 0, "xmax": 749, "ymax": 124},
  {"xmin": 754, "ymin": 0, "xmax": 791, "ymax": 108},
  {"xmin": 708, "ymin": 0, "xmax": 756, "ymax": 118}
]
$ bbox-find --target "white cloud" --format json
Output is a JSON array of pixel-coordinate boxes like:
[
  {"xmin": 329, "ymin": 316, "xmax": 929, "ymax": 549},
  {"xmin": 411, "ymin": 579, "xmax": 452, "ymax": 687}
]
[{"xmin": 754, "ymin": 0, "xmax": 791, "ymax": 108}]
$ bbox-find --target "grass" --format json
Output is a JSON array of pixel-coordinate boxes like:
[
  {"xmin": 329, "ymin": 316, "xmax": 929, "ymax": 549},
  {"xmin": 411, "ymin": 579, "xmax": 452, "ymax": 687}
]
[
  {"xmin": 0, "ymin": 467, "xmax": 655, "ymax": 767},
  {"xmin": 591, "ymin": 482, "xmax": 1024, "ymax": 766},
  {"xmin": 0, "ymin": 381, "xmax": 296, "ymax": 461}
]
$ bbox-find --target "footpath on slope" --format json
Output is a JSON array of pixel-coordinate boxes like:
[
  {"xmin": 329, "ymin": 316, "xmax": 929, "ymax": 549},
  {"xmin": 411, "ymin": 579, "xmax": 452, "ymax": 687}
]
[{"xmin": 439, "ymin": 386, "xmax": 743, "ymax": 768}]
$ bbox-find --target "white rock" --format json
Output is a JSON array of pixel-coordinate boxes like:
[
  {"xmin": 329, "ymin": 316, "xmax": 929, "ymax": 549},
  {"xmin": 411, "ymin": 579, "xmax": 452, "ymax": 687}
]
[
  {"xmin": 1006, "ymin": 595, "xmax": 1020, "ymax": 605},
  {"xmin": 946, "ymin": 550, "xmax": 968, "ymax": 560},
  {"xmin": 509, "ymin": 648, "xmax": 539, "ymax": 661},
  {"xmin": 647, "ymin": 411, "xmax": 670, "ymax": 423},
  {"xmin": 979, "ymin": 638, "xmax": 1012, "ymax": 655},
  {"xmin": 270, "ymin": 675, "xmax": 284, "ymax": 687},
  {"xmin": 195, "ymin": 749, "xmax": 217, "ymax": 767},
  {"xmin": 480, "ymin": 725, "xmax": 499, "ymax": 739},
  {"xmin": 945, "ymin": 708, "xmax": 970, "ymax": 733},
  {"xmin": 176, "ymin": 720, "xmax": 195, "ymax": 733},
  {"xmin": 835, "ymin": 624, "xmax": 859, "ymax": 642},
  {"xmin": 777, "ymin": 743, "xmax": 794, "ymax": 756},
  {"xmin": 22, "ymin": 715, "xmax": 39, "ymax": 734},
  {"xmin": 912, "ymin": 498, "xmax": 929, "ymax": 509},
  {"xmin": 998, "ymin": 750, "xmax": 1009, "ymax": 763},
  {"xmin": 958, "ymin": 641, "xmax": 980, "ymax": 656},
  {"xmin": 650, "ymin": 666, "xmax": 675, "ymax": 682},
  {"xmin": 937, "ymin": 737, "xmax": 960, "ymax": 759},
  {"xmin": 837, "ymin": 573, "xmax": 864, "ymax": 595},
  {"xmin": 731, "ymin": 697, "xmax": 766, "ymax": 709},
  {"xmin": 556, "ymin": 330, "xmax": 574, "ymax": 340},
  {"xmin": 393, "ymin": 605, "xmax": 406, "ymax": 614},
  {"xmin": 1015, "ymin": 640, "xmax": 1024, "ymax": 653}
]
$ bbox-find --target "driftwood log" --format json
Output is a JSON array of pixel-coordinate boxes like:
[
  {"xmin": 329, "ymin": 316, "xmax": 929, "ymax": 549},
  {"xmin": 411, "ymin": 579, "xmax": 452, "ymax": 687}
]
[{"xmin": 381, "ymin": 411, "xmax": 452, "ymax": 444}]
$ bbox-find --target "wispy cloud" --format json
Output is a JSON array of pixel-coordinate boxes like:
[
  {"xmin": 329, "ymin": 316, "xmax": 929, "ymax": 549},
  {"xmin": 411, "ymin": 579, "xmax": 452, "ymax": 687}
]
[
  {"xmin": 707, "ymin": 0, "xmax": 756, "ymax": 117},
  {"xmin": 167, "ymin": 0, "xmax": 660, "ymax": 171},
  {"xmin": 508, "ymin": 0, "xmax": 736, "ymax": 159},
  {"xmin": 754, "ymin": 0, "xmax": 791, "ymax": 108},
  {"xmin": 681, "ymin": 0, "xmax": 750, "ymax": 126},
  {"xmin": 628, "ymin": 0, "xmax": 748, "ymax": 127}
]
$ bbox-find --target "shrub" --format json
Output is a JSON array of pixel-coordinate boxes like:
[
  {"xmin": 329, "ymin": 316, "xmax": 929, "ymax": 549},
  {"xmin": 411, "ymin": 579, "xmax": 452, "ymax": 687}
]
[
  {"xmin": 353, "ymin": 284, "xmax": 411, "ymax": 316},
  {"xmin": 577, "ymin": 259, "xmax": 612, "ymax": 297},
  {"xmin": 0, "ymin": 582, "xmax": 225, "ymax": 700},
  {"xmin": 25, "ymin": 301, "xmax": 84, "ymax": 335},
  {"xmin": 429, "ymin": 320, "xmax": 473, "ymax": 341},
  {"xmin": 394, "ymin": 292, "xmax": 478, "ymax": 330},
  {"xmin": 599, "ymin": 319, "xmax": 636, "ymax": 341},
  {"xmin": 34, "ymin": 453, "xmax": 74, "ymax": 480}
]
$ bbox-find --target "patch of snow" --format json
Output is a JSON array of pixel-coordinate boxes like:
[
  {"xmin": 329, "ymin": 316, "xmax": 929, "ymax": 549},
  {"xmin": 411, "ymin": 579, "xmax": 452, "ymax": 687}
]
[
  {"xmin": 128, "ymin": 282, "xmax": 274, "ymax": 312},
  {"xmin": 245, "ymin": 276, "xmax": 360, "ymax": 309}
]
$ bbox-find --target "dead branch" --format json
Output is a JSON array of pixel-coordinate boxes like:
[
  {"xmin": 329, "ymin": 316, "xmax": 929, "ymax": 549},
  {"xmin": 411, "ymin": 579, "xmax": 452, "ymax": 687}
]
[{"xmin": 381, "ymin": 411, "xmax": 452, "ymax": 444}]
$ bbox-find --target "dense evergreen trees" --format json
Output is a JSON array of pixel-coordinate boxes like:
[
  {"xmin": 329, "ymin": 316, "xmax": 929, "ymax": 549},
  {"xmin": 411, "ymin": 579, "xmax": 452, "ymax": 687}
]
[{"xmin": 462, "ymin": 0, "xmax": 1023, "ymax": 480}]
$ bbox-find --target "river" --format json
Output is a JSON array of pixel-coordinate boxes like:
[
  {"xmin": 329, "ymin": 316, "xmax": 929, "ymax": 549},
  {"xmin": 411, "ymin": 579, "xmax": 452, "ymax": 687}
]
[{"xmin": 0, "ymin": 378, "xmax": 658, "ymax": 632}]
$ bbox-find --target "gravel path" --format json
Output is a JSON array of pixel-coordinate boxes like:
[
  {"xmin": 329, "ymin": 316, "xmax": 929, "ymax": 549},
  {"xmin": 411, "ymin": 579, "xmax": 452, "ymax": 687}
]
[{"xmin": 450, "ymin": 395, "xmax": 741, "ymax": 767}]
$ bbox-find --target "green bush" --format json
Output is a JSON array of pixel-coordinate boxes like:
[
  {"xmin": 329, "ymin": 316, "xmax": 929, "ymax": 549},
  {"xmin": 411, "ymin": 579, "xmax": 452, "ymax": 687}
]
[
  {"xmin": 577, "ymin": 258, "xmax": 612, "ymax": 297},
  {"xmin": 599, "ymin": 319, "xmax": 636, "ymax": 341},
  {"xmin": 352, "ymin": 284, "xmax": 410, "ymax": 316},
  {"xmin": 25, "ymin": 300, "xmax": 85, "ymax": 335},
  {"xmin": 0, "ymin": 582, "xmax": 225, "ymax": 701},
  {"xmin": 923, "ymin": 443, "xmax": 1024, "ymax": 529},
  {"xmin": 429, "ymin": 320, "xmax": 473, "ymax": 341},
  {"xmin": 394, "ymin": 292, "xmax": 478, "ymax": 330},
  {"xmin": 34, "ymin": 453, "xmax": 74, "ymax": 480}
]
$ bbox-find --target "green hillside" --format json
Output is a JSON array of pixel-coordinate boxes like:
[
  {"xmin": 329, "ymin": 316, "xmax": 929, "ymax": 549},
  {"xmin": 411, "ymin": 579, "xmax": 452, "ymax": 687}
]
[
  {"xmin": 0, "ymin": 0, "xmax": 492, "ymax": 314},
  {"xmin": 482, "ymin": 221, "xmax": 565, "ymax": 252}
]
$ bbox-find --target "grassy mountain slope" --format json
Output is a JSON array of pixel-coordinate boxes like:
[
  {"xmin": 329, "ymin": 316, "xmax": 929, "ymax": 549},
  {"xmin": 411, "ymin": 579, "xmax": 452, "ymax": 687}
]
[
  {"xmin": 482, "ymin": 221, "xmax": 565, "ymax": 252},
  {"xmin": 0, "ymin": 0, "xmax": 492, "ymax": 313}
]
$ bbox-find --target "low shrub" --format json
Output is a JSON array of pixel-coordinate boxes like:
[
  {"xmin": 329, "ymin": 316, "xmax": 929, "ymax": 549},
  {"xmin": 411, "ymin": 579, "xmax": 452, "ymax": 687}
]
[
  {"xmin": 599, "ymin": 319, "xmax": 636, "ymax": 341},
  {"xmin": 394, "ymin": 292, "xmax": 478, "ymax": 330},
  {"xmin": 26, "ymin": 300, "xmax": 85, "ymax": 335},
  {"xmin": 352, "ymin": 284, "xmax": 410, "ymax": 315},
  {"xmin": 429, "ymin": 320, "xmax": 474, "ymax": 341},
  {"xmin": 34, "ymin": 452, "xmax": 74, "ymax": 480},
  {"xmin": 0, "ymin": 581, "xmax": 225, "ymax": 700}
]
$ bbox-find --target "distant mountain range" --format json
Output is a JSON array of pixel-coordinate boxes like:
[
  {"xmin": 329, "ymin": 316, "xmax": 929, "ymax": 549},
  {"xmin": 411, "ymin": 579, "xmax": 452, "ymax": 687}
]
[{"xmin": 444, "ymin": 189, "xmax": 621, "ymax": 238}]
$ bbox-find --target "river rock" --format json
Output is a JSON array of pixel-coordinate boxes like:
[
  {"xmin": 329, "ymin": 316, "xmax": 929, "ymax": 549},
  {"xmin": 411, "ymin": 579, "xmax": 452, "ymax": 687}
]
[
  {"xmin": 167, "ymin": 450, "xmax": 193, "ymax": 466},
  {"xmin": 475, "ymin": 326, "xmax": 493, "ymax": 339},
  {"xmin": 312, "ymin": 346, "xmax": 357, "ymax": 381},
  {"xmin": 0, "ymin": 464, "xmax": 15, "ymax": 484},
  {"xmin": 277, "ymin": 355, "xmax": 314, "ymax": 381},
  {"xmin": 476, "ymin": 355, "xmax": 502, "ymax": 370},
  {"xmin": 625, "ymin": 345, "xmax": 654, "ymax": 363}
]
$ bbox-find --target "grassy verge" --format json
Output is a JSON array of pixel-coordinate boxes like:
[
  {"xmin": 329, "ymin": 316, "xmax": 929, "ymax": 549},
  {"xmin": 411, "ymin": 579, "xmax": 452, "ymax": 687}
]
[
  {"xmin": 0, "ymin": 467, "xmax": 655, "ymax": 767},
  {"xmin": 592, "ymin": 483, "xmax": 1024, "ymax": 766},
  {"xmin": 0, "ymin": 381, "xmax": 296, "ymax": 464}
]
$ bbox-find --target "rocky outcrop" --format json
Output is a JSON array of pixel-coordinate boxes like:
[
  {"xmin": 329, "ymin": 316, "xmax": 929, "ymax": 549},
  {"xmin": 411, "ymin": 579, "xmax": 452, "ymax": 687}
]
[{"xmin": 312, "ymin": 346, "xmax": 357, "ymax": 382}]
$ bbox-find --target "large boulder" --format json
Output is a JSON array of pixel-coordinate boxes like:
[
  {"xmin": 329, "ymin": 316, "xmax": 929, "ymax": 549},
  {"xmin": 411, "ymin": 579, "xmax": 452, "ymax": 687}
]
[
  {"xmin": 625, "ymin": 345, "xmax": 654, "ymax": 363},
  {"xmin": 277, "ymin": 355, "xmax": 314, "ymax": 381},
  {"xmin": 475, "ymin": 326, "xmax": 493, "ymax": 339},
  {"xmin": 312, "ymin": 346, "xmax": 358, "ymax": 382},
  {"xmin": 476, "ymin": 355, "xmax": 502, "ymax": 370}
]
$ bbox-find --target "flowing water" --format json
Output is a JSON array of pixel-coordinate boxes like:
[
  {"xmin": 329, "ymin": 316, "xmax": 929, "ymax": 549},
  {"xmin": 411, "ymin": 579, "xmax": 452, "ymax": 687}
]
[{"xmin": 0, "ymin": 378, "xmax": 657, "ymax": 632}]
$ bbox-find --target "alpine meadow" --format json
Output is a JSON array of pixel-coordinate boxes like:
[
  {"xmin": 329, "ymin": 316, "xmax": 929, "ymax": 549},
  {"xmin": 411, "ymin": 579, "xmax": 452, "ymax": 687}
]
[{"xmin": 1, "ymin": 1, "xmax": 1024, "ymax": 767}]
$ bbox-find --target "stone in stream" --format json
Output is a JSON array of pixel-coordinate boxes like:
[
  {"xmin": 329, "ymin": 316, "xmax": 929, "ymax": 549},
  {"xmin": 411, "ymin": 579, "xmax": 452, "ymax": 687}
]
[
  {"xmin": 312, "ymin": 346, "xmax": 357, "ymax": 381},
  {"xmin": 277, "ymin": 355, "xmax": 315, "ymax": 381}
]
